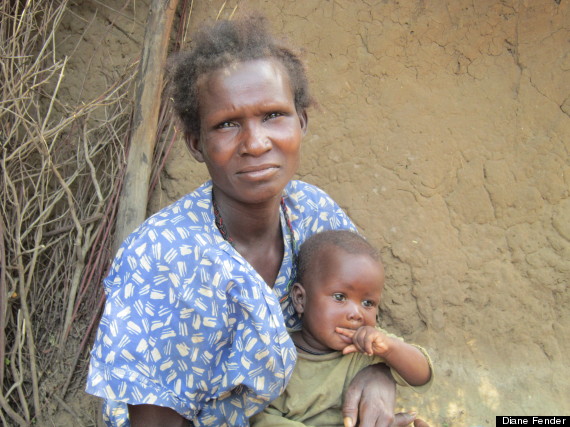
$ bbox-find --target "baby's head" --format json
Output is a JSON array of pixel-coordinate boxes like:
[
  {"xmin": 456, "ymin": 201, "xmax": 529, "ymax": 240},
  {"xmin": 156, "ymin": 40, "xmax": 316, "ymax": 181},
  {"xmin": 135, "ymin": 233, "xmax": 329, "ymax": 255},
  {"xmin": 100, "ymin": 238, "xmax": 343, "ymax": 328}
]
[
  {"xmin": 292, "ymin": 230, "xmax": 385, "ymax": 352},
  {"xmin": 170, "ymin": 14, "xmax": 314, "ymax": 138}
]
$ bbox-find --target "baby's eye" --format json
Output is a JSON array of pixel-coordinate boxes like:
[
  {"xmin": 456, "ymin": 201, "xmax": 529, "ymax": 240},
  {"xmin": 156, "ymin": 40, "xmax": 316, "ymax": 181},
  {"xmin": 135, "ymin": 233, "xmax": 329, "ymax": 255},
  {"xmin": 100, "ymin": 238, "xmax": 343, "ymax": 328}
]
[
  {"xmin": 362, "ymin": 300, "xmax": 376, "ymax": 308},
  {"xmin": 332, "ymin": 293, "xmax": 346, "ymax": 302}
]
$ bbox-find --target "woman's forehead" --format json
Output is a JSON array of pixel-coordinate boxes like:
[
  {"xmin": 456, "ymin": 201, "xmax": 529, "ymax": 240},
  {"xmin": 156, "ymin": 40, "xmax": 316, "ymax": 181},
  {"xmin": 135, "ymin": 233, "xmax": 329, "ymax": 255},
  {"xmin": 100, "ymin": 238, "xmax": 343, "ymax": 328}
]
[{"xmin": 197, "ymin": 58, "xmax": 293, "ymax": 102}]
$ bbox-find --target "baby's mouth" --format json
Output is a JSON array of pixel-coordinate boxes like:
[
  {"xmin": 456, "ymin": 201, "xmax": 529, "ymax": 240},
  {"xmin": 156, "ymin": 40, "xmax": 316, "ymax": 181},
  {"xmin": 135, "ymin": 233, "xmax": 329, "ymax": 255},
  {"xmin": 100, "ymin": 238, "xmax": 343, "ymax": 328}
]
[{"xmin": 336, "ymin": 329, "xmax": 355, "ymax": 344}]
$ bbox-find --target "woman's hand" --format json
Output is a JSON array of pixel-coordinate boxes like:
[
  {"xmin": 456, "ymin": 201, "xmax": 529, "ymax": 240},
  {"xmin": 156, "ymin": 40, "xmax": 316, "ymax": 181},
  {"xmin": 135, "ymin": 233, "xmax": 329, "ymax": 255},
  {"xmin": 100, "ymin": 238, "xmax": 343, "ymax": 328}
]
[{"xmin": 342, "ymin": 363, "xmax": 416, "ymax": 427}]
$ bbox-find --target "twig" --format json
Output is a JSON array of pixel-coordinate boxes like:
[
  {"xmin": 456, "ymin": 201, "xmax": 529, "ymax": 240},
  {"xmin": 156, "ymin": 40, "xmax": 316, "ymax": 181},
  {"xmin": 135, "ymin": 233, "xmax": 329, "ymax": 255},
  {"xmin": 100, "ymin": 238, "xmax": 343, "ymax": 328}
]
[
  {"xmin": 1, "ymin": 0, "xmax": 137, "ymax": 422},
  {"xmin": 0, "ymin": 215, "xmax": 6, "ymax": 387},
  {"xmin": 42, "ymin": 214, "xmax": 104, "ymax": 237}
]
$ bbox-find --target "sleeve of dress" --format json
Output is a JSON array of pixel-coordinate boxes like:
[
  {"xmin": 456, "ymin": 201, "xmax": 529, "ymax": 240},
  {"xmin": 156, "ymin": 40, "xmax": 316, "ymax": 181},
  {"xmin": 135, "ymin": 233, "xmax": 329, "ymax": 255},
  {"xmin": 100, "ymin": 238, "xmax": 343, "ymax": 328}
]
[{"xmin": 86, "ymin": 235, "xmax": 229, "ymax": 421}]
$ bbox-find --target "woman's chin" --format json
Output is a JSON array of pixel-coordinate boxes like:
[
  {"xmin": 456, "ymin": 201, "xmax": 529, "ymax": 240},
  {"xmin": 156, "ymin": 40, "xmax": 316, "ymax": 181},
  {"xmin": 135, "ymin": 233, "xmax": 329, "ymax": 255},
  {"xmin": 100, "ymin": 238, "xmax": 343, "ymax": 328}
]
[{"xmin": 234, "ymin": 183, "xmax": 288, "ymax": 205}]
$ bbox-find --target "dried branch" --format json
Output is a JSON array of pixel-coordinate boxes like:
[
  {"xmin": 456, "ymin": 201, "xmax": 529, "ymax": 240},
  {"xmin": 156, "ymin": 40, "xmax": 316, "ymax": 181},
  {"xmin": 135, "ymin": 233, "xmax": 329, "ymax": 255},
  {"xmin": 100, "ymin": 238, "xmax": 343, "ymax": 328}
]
[{"xmin": 1, "ymin": 0, "xmax": 136, "ymax": 423}]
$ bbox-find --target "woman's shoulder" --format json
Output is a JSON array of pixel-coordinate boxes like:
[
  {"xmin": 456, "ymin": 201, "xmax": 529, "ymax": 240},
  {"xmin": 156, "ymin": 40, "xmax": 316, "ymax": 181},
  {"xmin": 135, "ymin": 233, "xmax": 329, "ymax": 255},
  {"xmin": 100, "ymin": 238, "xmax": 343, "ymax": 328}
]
[
  {"xmin": 117, "ymin": 182, "xmax": 214, "ymax": 253},
  {"xmin": 284, "ymin": 180, "xmax": 335, "ymax": 205},
  {"xmin": 150, "ymin": 181, "xmax": 213, "ymax": 222},
  {"xmin": 284, "ymin": 180, "xmax": 356, "ymax": 237}
]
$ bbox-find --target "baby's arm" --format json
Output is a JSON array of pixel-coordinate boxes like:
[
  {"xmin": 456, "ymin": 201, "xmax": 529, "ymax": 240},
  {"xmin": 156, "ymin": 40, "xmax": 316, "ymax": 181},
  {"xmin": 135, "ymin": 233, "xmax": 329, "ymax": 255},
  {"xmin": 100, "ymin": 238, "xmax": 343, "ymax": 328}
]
[{"xmin": 336, "ymin": 326, "xmax": 431, "ymax": 387}]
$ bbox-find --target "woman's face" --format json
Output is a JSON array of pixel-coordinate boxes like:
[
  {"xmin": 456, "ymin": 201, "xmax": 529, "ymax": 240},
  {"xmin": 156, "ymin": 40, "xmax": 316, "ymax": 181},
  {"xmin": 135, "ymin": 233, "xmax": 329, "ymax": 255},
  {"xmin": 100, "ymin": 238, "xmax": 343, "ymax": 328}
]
[
  {"xmin": 293, "ymin": 247, "xmax": 384, "ymax": 353},
  {"xmin": 187, "ymin": 59, "xmax": 307, "ymax": 206}
]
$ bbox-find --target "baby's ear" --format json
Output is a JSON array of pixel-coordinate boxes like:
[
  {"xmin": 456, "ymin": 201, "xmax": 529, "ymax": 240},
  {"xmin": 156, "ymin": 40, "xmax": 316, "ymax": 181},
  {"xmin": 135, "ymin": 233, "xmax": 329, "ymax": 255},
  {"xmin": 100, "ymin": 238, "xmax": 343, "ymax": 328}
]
[{"xmin": 291, "ymin": 282, "xmax": 306, "ymax": 315}]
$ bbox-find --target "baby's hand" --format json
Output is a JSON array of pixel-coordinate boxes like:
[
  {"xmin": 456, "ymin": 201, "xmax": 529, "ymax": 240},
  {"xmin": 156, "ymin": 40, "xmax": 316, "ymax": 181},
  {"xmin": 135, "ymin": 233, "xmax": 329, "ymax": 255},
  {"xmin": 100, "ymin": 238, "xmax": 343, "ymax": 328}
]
[{"xmin": 336, "ymin": 326, "xmax": 390, "ymax": 357}]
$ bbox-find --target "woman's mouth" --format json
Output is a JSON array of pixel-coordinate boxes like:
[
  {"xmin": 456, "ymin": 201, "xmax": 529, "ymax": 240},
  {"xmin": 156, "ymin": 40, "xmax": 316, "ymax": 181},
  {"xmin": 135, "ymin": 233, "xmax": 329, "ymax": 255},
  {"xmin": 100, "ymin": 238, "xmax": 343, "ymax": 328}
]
[{"xmin": 237, "ymin": 165, "xmax": 279, "ymax": 180}]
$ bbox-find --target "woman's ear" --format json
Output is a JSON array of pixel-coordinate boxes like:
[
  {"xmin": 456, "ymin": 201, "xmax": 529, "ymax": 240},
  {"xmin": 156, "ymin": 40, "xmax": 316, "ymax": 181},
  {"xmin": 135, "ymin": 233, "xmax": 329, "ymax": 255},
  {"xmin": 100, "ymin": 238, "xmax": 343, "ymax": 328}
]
[
  {"xmin": 291, "ymin": 282, "xmax": 306, "ymax": 316},
  {"xmin": 185, "ymin": 132, "xmax": 205, "ymax": 163},
  {"xmin": 298, "ymin": 109, "xmax": 308, "ymax": 136}
]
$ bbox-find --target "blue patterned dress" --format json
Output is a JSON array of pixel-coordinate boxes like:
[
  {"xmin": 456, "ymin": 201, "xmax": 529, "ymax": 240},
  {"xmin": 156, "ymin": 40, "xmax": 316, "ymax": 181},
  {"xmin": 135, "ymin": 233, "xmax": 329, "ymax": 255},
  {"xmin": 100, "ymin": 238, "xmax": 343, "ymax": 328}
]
[{"xmin": 86, "ymin": 180, "xmax": 356, "ymax": 426}]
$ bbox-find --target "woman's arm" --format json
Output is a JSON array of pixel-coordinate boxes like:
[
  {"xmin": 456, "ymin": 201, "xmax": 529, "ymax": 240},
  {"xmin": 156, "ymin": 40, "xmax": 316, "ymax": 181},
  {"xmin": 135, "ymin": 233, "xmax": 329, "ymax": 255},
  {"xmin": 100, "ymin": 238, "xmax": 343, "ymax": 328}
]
[
  {"xmin": 129, "ymin": 404, "xmax": 191, "ymax": 427},
  {"xmin": 342, "ymin": 364, "xmax": 417, "ymax": 427}
]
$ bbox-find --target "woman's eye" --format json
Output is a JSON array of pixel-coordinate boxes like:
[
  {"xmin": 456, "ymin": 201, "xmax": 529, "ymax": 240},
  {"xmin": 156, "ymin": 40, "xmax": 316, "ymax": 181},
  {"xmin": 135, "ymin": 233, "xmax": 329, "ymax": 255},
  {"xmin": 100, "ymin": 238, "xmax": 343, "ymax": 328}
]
[
  {"xmin": 265, "ymin": 112, "xmax": 283, "ymax": 120},
  {"xmin": 332, "ymin": 293, "xmax": 346, "ymax": 302},
  {"xmin": 216, "ymin": 121, "xmax": 236, "ymax": 129}
]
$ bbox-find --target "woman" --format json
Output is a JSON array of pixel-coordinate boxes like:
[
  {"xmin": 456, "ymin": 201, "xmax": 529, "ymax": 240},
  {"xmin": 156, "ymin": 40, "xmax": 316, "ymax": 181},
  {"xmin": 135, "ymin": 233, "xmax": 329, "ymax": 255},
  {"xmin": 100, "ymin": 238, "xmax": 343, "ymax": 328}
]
[{"xmin": 86, "ymin": 15, "xmax": 418, "ymax": 427}]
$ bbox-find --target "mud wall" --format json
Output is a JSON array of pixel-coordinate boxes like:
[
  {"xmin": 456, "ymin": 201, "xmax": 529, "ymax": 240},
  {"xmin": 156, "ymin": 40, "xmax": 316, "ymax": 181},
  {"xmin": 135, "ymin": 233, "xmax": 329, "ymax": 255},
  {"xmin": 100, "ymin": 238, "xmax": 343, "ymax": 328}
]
[{"xmin": 59, "ymin": 1, "xmax": 569, "ymax": 424}]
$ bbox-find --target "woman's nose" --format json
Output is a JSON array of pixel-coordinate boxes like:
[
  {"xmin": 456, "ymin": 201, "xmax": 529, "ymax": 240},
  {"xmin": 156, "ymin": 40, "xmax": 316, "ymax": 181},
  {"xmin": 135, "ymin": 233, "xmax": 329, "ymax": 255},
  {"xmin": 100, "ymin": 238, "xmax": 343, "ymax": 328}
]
[{"xmin": 238, "ymin": 122, "xmax": 271, "ymax": 156}]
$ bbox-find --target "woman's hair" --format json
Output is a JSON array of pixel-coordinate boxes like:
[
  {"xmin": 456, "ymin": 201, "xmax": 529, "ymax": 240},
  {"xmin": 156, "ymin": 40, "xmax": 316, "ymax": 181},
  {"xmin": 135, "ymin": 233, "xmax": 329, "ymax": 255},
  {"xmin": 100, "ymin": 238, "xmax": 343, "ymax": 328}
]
[
  {"xmin": 170, "ymin": 14, "xmax": 313, "ymax": 136},
  {"xmin": 297, "ymin": 230, "xmax": 380, "ymax": 284}
]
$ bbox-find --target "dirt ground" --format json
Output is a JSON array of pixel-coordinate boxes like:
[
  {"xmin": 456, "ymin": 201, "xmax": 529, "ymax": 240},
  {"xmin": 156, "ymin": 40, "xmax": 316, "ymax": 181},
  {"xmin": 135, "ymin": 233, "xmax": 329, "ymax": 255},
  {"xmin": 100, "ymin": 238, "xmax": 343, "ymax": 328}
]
[{"xmin": 54, "ymin": 0, "xmax": 569, "ymax": 425}]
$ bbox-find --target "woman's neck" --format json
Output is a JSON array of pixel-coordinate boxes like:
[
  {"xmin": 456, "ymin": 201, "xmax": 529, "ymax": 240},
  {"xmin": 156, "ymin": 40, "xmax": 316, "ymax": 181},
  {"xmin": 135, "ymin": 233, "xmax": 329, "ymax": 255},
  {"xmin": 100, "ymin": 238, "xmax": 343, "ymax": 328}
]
[
  {"xmin": 212, "ymin": 187, "xmax": 285, "ymax": 286},
  {"xmin": 212, "ymin": 188, "xmax": 283, "ymax": 245}
]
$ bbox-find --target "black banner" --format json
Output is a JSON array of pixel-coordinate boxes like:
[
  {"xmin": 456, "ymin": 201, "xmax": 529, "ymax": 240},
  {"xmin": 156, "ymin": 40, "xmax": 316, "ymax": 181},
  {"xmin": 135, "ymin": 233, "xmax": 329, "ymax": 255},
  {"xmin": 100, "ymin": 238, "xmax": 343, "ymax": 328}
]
[{"xmin": 497, "ymin": 416, "xmax": 569, "ymax": 426}]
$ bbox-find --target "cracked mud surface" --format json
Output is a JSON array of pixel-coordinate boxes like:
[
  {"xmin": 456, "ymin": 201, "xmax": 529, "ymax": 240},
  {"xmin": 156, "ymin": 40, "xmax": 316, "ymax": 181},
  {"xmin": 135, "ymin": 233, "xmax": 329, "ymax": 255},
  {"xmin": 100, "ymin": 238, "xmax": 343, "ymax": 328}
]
[{"xmin": 56, "ymin": 1, "xmax": 569, "ymax": 425}]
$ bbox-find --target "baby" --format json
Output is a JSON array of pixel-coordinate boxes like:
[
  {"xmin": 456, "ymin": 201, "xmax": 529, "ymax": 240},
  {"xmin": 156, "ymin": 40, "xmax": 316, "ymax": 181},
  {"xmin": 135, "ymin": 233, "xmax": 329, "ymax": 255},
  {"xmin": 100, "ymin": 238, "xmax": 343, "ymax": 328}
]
[{"xmin": 251, "ymin": 229, "xmax": 433, "ymax": 426}]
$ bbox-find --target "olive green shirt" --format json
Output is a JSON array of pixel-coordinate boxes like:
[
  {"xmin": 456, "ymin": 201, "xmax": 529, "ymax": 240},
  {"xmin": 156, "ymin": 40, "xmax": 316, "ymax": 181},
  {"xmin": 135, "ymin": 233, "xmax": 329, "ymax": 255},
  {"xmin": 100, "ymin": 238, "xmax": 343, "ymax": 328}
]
[{"xmin": 250, "ymin": 344, "xmax": 433, "ymax": 427}]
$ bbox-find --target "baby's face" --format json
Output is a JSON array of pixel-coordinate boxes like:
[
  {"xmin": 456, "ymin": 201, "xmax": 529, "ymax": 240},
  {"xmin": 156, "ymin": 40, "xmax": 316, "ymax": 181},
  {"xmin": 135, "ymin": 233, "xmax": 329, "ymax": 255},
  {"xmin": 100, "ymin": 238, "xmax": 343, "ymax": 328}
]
[{"xmin": 298, "ymin": 247, "xmax": 384, "ymax": 353}]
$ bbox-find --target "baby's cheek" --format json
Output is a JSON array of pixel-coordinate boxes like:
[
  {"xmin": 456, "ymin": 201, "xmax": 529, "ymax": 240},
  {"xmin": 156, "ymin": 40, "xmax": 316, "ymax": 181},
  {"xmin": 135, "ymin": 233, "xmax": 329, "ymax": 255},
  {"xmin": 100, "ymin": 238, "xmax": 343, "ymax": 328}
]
[{"xmin": 364, "ymin": 313, "xmax": 377, "ymax": 326}]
